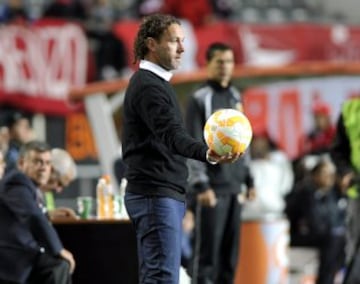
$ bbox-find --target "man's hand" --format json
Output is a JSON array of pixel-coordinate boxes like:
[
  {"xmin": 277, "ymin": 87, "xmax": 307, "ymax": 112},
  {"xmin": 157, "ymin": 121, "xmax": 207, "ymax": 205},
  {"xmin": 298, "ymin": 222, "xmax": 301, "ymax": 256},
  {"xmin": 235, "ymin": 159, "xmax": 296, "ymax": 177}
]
[
  {"xmin": 340, "ymin": 172, "xmax": 355, "ymax": 193},
  {"xmin": 197, "ymin": 189, "xmax": 217, "ymax": 207},
  {"xmin": 49, "ymin": 207, "xmax": 78, "ymax": 220},
  {"xmin": 206, "ymin": 149, "xmax": 241, "ymax": 165},
  {"xmin": 183, "ymin": 210, "xmax": 195, "ymax": 233},
  {"xmin": 246, "ymin": 187, "xmax": 256, "ymax": 201},
  {"xmin": 59, "ymin": 248, "xmax": 76, "ymax": 274}
]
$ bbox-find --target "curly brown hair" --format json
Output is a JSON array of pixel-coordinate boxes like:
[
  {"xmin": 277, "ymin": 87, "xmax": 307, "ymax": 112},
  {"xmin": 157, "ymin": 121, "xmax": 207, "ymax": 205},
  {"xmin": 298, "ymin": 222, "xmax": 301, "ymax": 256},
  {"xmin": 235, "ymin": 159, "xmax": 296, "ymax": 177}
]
[{"xmin": 133, "ymin": 14, "xmax": 180, "ymax": 64}]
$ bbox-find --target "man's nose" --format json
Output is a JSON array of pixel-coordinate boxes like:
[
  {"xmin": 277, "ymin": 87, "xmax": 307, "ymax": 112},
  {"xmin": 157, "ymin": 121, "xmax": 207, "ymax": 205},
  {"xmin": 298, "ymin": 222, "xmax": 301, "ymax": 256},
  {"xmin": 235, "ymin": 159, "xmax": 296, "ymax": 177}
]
[{"xmin": 178, "ymin": 42, "xmax": 185, "ymax": 53}]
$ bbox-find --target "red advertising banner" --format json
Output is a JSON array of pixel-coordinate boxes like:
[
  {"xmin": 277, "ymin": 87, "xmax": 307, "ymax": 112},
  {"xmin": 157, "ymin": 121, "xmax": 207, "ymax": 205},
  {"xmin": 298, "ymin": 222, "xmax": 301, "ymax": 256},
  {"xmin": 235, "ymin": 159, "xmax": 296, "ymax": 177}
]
[
  {"xmin": 2, "ymin": 19, "xmax": 360, "ymax": 118},
  {"xmin": 0, "ymin": 19, "xmax": 88, "ymax": 115},
  {"xmin": 113, "ymin": 20, "xmax": 360, "ymax": 69},
  {"xmin": 236, "ymin": 23, "xmax": 360, "ymax": 66}
]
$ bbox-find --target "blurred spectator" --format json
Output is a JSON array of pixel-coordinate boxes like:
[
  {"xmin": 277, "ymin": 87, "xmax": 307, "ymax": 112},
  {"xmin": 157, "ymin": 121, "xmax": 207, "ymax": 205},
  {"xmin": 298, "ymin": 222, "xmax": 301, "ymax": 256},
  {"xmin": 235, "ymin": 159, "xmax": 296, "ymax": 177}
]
[
  {"xmin": 112, "ymin": 0, "xmax": 136, "ymax": 19},
  {"xmin": 294, "ymin": 100, "xmax": 336, "ymax": 185},
  {"xmin": 43, "ymin": 0, "xmax": 87, "ymax": 22},
  {"xmin": 134, "ymin": 0, "xmax": 164, "ymax": 18},
  {"xmin": 285, "ymin": 159, "xmax": 346, "ymax": 284},
  {"xmin": 210, "ymin": 0, "xmax": 239, "ymax": 20},
  {"xmin": 330, "ymin": 97, "xmax": 360, "ymax": 283},
  {"xmin": 301, "ymin": 101, "xmax": 336, "ymax": 156},
  {"xmin": 242, "ymin": 132, "xmax": 293, "ymax": 220},
  {"xmin": 87, "ymin": 0, "xmax": 115, "ymax": 31},
  {"xmin": 40, "ymin": 148, "xmax": 78, "ymax": 220},
  {"xmin": 4, "ymin": 111, "xmax": 34, "ymax": 173},
  {"xmin": 25, "ymin": 0, "xmax": 48, "ymax": 21},
  {"xmin": 0, "ymin": 0, "xmax": 28, "ymax": 24},
  {"xmin": 185, "ymin": 42, "xmax": 255, "ymax": 284},
  {"xmin": 0, "ymin": 140, "xmax": 75, "ymax": 283},
  {"xmin": 86, "ymin": 0, "xmax": 128, "ymax": 80}
]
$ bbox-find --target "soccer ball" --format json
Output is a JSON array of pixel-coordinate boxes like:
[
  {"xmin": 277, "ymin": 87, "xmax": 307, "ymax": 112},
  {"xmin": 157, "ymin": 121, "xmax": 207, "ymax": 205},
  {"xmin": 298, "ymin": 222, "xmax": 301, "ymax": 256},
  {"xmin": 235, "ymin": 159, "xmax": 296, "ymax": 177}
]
[{"xmin": 203, "ymin": 108, "xmax": 253, "ymax": 156}]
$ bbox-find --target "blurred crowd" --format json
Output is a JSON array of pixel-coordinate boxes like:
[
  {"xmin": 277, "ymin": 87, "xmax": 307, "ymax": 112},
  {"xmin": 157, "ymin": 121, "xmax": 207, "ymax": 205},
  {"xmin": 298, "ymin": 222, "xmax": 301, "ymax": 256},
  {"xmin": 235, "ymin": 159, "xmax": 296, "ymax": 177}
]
[
  {"xmin": 0, "ymin": 0, "xmax": 262, "ymax": 26},
  {"xmin": 0, "ymin": 0, "xmax": 241, "ymax": 80},
  {"xmin": 0, "ymin": 0, "xmax": 325, "ymax": 81}
]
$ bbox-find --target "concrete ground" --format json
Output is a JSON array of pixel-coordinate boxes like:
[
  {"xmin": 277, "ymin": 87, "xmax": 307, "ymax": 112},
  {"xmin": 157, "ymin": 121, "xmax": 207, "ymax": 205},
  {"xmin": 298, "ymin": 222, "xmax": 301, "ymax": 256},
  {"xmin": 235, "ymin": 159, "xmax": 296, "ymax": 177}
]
[
  {"xmin": 179, "ymin": 247, "xmax": 334, "ymax": 284},
  {"xmin": 288, "ymin": 247, "xmax": 318, "ymax": 284}
]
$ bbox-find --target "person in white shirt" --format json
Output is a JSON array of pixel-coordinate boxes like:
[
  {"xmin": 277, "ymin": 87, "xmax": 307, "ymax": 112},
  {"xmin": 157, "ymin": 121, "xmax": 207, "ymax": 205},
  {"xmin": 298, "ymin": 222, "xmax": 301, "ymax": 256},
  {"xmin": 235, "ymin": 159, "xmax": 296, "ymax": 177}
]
[{"xmin": 243, "ymin": 132, "xmax": 294, "ymax": 220}]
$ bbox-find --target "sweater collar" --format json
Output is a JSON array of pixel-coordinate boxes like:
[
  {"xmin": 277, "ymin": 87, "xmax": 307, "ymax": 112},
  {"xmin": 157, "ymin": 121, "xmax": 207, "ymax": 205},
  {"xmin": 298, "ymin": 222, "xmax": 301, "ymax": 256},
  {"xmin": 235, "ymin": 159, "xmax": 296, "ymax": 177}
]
[{"xmin": 139, "ymin": 60, "xmax": 173, "ymax": 82}]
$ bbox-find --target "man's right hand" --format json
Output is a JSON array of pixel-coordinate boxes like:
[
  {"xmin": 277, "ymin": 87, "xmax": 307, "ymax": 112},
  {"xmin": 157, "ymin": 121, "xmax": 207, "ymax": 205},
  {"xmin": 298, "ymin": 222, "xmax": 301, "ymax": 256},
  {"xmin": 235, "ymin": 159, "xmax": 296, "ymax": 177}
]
[
  {"xmin": 206, "ymin": 149, "xmax": 241, "ymax": 165},
  {"xmin": 340, "ymin": 172, "xmax": 355, "ymax": 193},
  {"xmin": 197, "ymin": 189, "xmax": 217, "ymax": 207},
  {"xmin": 49, "ymin": 207, "xmax": 78, "ymax": 220},
  {"xmin": 59, "ymin": 248, "xmax": 76, "ymax": 274}
]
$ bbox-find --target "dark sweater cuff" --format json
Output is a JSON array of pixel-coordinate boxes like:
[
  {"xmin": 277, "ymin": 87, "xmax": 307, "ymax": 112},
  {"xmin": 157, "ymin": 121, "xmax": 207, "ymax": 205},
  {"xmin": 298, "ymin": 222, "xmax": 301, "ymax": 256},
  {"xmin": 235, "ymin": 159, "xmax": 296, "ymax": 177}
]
[{"xmin": 193, "ymin": 182, "xmax": 210, "ymax": 193}]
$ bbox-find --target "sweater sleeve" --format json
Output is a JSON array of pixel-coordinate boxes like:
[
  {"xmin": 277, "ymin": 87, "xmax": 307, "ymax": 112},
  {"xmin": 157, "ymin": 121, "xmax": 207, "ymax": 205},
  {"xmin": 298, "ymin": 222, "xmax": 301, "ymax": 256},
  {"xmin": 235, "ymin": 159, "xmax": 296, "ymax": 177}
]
[
  {"xmin": 185, "ymin": 94, "xmax": 211, "ymax": 192},
  {"xmin": 135, "ymin": 84, "xmax": 208, "ymax": 162}
]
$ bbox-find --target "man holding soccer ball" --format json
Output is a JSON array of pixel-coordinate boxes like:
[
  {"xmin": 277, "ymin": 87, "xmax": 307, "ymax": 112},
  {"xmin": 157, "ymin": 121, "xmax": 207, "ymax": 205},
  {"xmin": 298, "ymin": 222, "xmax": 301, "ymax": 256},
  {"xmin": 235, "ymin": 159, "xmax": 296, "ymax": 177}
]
[
  {"xmin": 185, "ymin": 42, "xmax": 255, "ymax": 284},
  {"xmin": 121, "ymin": 15, "xmax": 239, "ymax": 284}
]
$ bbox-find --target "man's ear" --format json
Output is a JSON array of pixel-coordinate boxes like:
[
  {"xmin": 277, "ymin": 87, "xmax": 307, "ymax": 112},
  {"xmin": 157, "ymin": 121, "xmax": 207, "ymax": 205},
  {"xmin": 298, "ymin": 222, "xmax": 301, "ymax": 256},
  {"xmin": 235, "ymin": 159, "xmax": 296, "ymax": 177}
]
[{"xmin": 146, "ymin": 37, "xmax": 157, "ymax": 52}]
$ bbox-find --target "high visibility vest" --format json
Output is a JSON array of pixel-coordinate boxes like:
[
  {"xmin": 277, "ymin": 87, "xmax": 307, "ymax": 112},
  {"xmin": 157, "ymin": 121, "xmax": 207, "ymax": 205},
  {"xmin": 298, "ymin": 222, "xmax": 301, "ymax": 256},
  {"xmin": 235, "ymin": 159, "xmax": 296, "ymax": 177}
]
[
  {"xmin": 342, "ymin": 99, "xmax": 360, "ymax": 198},
  {"xmin": 45, "ymin": 191, "xmax": 56, "ymax": 211}
]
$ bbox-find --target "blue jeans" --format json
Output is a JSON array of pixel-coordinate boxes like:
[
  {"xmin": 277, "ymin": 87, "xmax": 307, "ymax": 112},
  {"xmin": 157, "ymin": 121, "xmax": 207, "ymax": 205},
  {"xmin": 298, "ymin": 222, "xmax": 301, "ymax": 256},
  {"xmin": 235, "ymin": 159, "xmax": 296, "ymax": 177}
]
[{"xmin": 125, "ymin": 193, "xmax": 185, "ymax": 284}]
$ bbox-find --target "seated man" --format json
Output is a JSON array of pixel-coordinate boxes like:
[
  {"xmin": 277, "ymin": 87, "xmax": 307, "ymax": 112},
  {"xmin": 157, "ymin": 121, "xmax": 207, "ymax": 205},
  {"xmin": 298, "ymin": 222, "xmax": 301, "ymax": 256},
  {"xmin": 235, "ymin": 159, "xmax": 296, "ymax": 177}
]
[
  {"xmin": 0, "ymin": 140, "xmax": 75, "ymax": 284},
  {"xmin": 40, "ymin": 148, "xmax": 78, "ymax": 220}
]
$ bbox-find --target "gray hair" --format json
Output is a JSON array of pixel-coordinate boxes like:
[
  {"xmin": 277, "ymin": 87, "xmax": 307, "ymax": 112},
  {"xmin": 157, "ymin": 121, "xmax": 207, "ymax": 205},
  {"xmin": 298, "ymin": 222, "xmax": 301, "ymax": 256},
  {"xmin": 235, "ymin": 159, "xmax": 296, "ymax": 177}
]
[
  {"xmin": 19, "ymin": 140, "xmax": 51, "ymax": 158},
  {"xmin": 51, "ymin": 148, "xmax": 77, "ymax": 181}
]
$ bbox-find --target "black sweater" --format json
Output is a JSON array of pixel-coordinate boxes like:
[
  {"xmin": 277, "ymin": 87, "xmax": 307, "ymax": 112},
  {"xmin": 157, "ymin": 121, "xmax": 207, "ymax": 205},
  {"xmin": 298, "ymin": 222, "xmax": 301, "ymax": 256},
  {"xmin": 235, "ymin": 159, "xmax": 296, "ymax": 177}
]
[{"xmin": 122, "ymin": 69, "xmax": 208, "ymax": 201}]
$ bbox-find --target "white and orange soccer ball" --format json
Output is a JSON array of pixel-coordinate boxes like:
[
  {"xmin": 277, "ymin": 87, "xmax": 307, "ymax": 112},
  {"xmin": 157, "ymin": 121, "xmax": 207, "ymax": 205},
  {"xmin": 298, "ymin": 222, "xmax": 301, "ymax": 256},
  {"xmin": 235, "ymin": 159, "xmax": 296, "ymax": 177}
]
[{"xmin": 203, "ymin": 108, "xmax": 253, "ymax": 156}]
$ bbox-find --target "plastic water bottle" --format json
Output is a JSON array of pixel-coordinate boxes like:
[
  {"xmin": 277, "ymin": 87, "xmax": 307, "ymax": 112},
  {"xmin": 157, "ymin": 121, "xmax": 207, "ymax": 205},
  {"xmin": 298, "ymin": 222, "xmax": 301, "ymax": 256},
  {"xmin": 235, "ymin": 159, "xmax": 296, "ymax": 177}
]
[
  {"xmin": 96, "ymin": 174, "xmax": 114, "ymax": 219},
  {"xmin": 117, "ymin": 178, "xmax": 129, "ymax": 219},
  {"xmin": 113, "ymin": 194, "xmax": 122, "ymax": 219}
]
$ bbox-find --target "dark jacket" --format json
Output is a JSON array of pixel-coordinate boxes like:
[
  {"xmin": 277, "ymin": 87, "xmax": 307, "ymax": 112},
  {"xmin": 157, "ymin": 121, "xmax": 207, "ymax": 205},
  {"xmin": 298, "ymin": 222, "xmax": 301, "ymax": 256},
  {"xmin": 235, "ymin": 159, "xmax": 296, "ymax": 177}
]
[
  {"xmin": 330, "ymin": 114, "xmax": 353, "ymax": 177},
  {"xmin": 122, "ymin": 68, "xmax": 208, "ymax": 202},
  {"xmin": 0, "ymin": 170, "xmax": 63, "ymax": 283},
  {"xmin": 285, "ymin": 178, "xmax": 344, "ymax": 246},
  {"xmin": 185, "ymin": 80, "xmax": 254, "ymax": 194}
]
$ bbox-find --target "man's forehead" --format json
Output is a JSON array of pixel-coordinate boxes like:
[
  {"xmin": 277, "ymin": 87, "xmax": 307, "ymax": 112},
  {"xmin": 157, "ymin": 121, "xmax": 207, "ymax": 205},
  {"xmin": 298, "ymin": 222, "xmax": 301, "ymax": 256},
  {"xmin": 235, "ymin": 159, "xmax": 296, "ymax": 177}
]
[
  {"xmin": 212, "ymin": 50, "xmax": 234, "ymax": 58},
  {"xmin": 164, "ymin": 24, "xmax": 184, "ymax": 39},
  {"xmin": 26, "ymin": 150, "xmax": 51, "ymax": 159}
]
